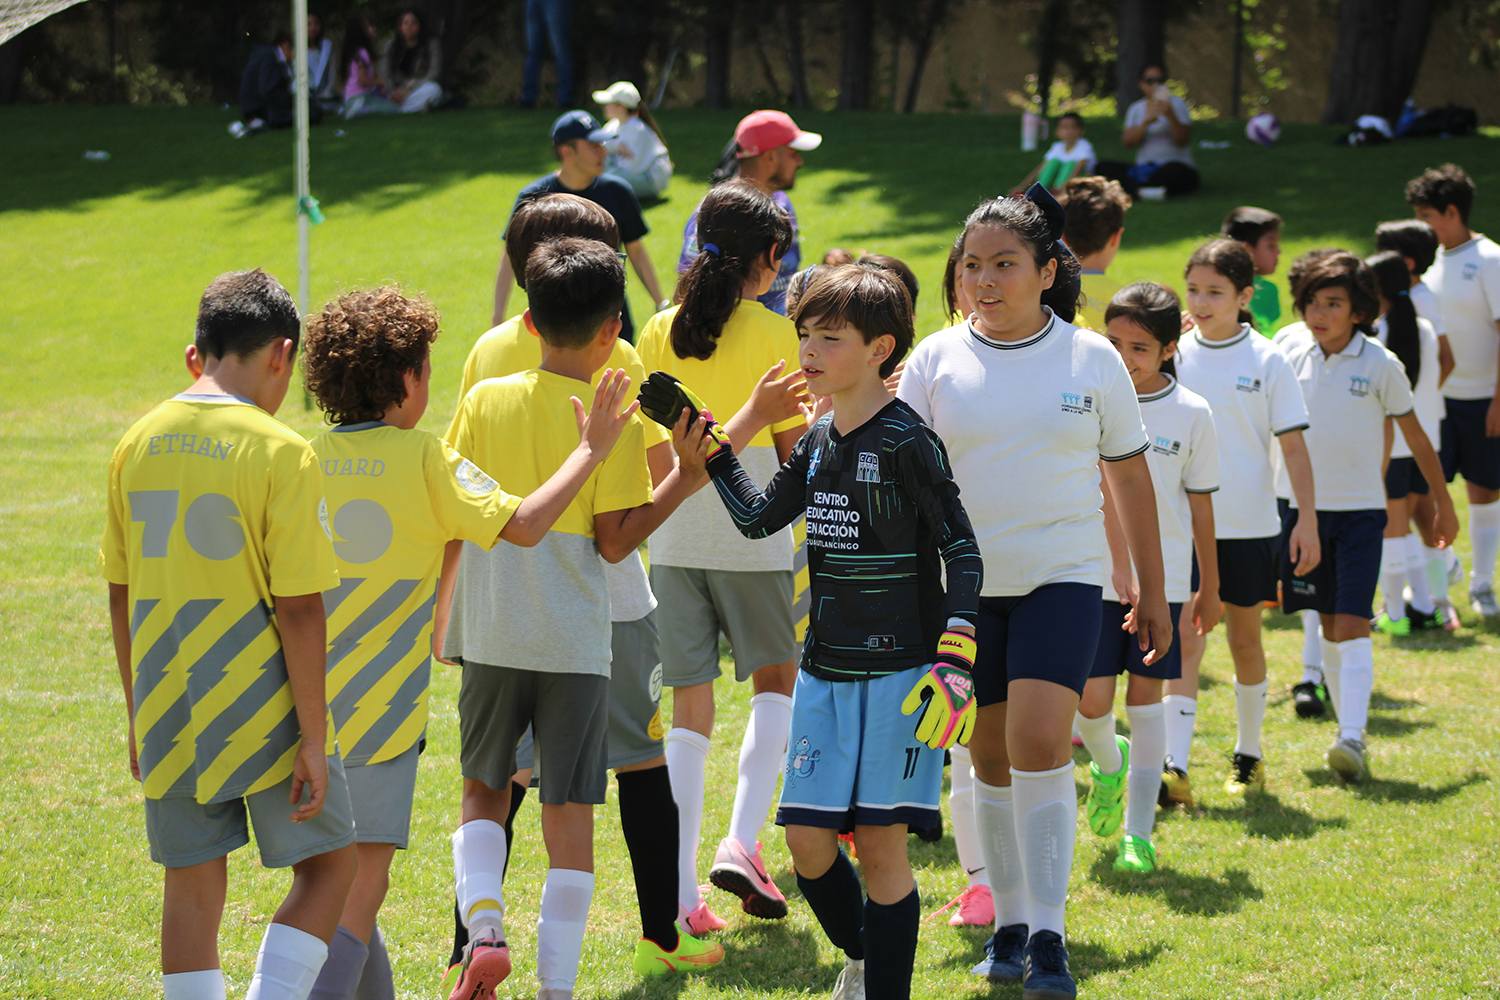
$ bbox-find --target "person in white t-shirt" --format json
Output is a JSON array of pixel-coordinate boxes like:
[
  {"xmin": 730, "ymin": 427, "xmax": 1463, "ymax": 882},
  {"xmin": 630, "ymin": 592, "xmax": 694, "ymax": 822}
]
[
  {"xmin": 1095, "ymin": 65, "xmax": 1199, "ymax": 197},
  {"xmin": 1281, "ymin": 252, "xmax": 1457, "ymax": 782},
  {"xmin": 897, "ymin": 188, "xmax": 1171, "ymax": 998},
  {"xmin": 1077, "ymin": 281, "xmax": 1220, "ymax": 876},
  {"xmin": 1405, "ymin": 164, "xmax": 1500, "ymax": 616},
  {"xmin": 1008, "ymin": 113, "xmax": 1096, "ymax": 197},
  {"xmin": 594, "ymin": 81, "xmax": 674, "ymax": 201},
  {"xmin": 1170, "ymin": 238, "xmax": 1319, "ymax": 803}
]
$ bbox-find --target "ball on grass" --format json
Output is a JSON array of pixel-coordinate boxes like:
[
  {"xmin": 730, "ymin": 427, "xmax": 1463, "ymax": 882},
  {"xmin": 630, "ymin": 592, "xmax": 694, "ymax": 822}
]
[{"xmin": 1246, "ymin": 113, "xmax": 1281, "ymax": 147}]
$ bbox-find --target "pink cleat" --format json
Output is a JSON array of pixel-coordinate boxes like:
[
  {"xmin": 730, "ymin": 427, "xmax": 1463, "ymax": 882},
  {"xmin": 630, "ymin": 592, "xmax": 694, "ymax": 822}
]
[
  {"xmin": 709, "ymin": 837, "xmax": 788, "ymax": 919},
  {"xmin": 447, "ymin": 939, "xmax": 510, "ymax": 1000},
  {"xmin": 946, "ymin": 885, "xmax": 995, "ymax": 927},
  {"xmin": 678, "ymin": 892, "xmax": 729, "ymax": 935}
]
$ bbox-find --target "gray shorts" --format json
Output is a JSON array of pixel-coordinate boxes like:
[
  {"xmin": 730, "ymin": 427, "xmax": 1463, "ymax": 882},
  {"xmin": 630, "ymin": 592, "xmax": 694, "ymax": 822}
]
[
  {"xmin": 459, "ymin": 662, "xmax": 610, "ymax": 805},
  {"xmin": 345, "ymin": 743, "xmax": 420, "ymax": 848},
  {"xmin": 651, "ymin": 565, "xmax": 797, "ymax": 686},
  {"xmin": 517, "ymin": 613, "xmax": 666, "ymax": 775},
  {"xmin": 143, "ymin": 754, "xmax": 356, "ymax": 869}
]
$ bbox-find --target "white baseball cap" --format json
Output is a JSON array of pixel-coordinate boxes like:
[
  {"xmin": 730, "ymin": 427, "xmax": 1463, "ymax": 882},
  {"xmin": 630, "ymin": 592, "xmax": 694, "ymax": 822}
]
[{"xmin": 592, "ymin": 81, "xmax": 642, "ymax": 109}]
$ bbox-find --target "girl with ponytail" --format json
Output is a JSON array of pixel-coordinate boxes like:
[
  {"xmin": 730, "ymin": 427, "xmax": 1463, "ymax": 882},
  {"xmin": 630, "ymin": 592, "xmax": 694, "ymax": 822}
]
[
  {"xmin": 897, "ymin": 186, "xmax": 1170, "ymax": 995},
  {"xmin": 635, "ymin": 178, "xmax": 810, "ymax": 931}
]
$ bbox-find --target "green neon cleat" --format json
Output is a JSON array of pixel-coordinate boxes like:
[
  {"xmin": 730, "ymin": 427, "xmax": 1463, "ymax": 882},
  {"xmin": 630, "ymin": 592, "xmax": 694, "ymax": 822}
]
[{"xmin": 1085, "ymin": 735, "xmax": 1130, "ymax": 837}]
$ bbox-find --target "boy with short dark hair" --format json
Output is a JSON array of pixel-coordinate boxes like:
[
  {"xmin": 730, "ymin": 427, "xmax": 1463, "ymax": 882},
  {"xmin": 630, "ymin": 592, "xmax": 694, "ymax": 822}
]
[
  {"xmin": 1223, "ymin": 206, "xmax": 1284, "ymax": 335},
  {"xmin": 444, "ymin": 238, "xmax": 705, "ymax": 1000},
  {"xmin": 655, "ymin": 264, "xmax": 984, "ymax": 1000},
  {"xmin": 1058, "ymin": 175, "xmax": 1132, "ymax": 331},
  {"xmin": 103, "ymin": 269, "xmax": 356, "ymax": 1000}
]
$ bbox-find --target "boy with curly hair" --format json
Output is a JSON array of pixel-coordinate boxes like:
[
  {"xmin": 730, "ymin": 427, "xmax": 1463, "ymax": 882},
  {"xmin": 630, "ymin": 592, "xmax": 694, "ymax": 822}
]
[
  {"xmin": 300, "ymin": 286, "xmax": 639, "ymax": 999},
  {"xmin": 1058, "ymin": 176, "xmax": 1132, "ymax": 331}
]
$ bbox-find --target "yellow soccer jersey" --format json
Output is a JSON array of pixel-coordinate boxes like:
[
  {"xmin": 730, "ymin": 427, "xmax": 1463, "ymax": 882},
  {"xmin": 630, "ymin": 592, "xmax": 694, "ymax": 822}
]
[
  {"xmin": 310, "ymin": 424, "xmax": 522, "ymax": 766},
  {"xmin": 635, "ymin": 302, "xmax": 807, "ymax": 448},
  {"xmin": 1077, "ymin": 271, "xmax": 1123, "ymax": 333},
  {"xmin": 100, "ymin": 394, "xmax": 341, "ymax": 804}
]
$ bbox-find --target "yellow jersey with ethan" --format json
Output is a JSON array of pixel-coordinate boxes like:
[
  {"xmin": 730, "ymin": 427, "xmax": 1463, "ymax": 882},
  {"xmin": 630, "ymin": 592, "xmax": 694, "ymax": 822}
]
[
  {"xmin": 100, "ymin": 394, "xmax": 341, "ymax": 804},
  {"xmin": 444, "ymin": 369, "xmax": 653, "ymax": 674},
  {"xmin": 310, "ymin": 424, "xmax": 522, "ymax": 766}
]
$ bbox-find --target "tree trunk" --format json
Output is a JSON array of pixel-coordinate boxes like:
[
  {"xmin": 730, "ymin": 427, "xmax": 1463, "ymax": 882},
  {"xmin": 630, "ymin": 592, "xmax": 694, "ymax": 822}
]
[
  {"xmin": 1115, "ymin": 0, "xmax": 1165, "ymax": 118},
  {"xmin": 703, "ymin": 0, "xmax": 734, "ymax": 108},
  {"xmin": 1035, "ymin": 0, "xmax": 1065, "ymax": 115},
  {"xmin": 1322, "ymin": 0, "xmax": 1433, "ymax": 124},
  {"xmin": 785, "ymin": 0, "xmax": 809, "ymax": 109},
  {"xmin": 0, "ymin": 30, "xmax": 27, "ymax": 105},
  {"xmin": 438, "ymin": 0, "xmax": 470, "ymax": 90},
  {"xmin": 608, "ymin": 0, "xmax": 653, "ymax": 89},
  {"xmin": 838, "ymin": 0, "xmax": 873, "ymax": 110},
  {"xmin": 902, "ymin": 0, "xmax": 951, "ymax": 113},
  {"xmin": 748, "ymin": 14, "xmax": 783, "ymax": 101}
]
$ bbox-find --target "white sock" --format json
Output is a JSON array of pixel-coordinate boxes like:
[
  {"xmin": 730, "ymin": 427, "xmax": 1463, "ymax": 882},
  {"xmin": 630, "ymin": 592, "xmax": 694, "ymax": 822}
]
[
  {"xmin": 1232, "ymin": 680, "xmax": 1269, "ymax": 759},
  {"xmin": 1162, "ymin": 695, "xmax": 1197, "ymax": 772},
  {"xmin": 665, "ymin": 727, "xmax": 710, "ymax": 913},
  {"xmin": 452, "ymin": 819, "xmax": 507, "ymax": 940},
  {"xmin": 164, "ymin": 970, "xmax": 226, "ymax": 1000},
  {"xmin": 246, "ymin": 923, "xmax": 329, "ymax": 1000},
  {"xmin": 1336, "ymin": 637, "xmax": 1374, "ymax": 741},
  {"xmin": 1010, "ymin": 763, "xmax": 1075, "ymax": 940},
  {"xmin": 728, "ymin": 692, "xmax": 793, "ymax": 849},
  {"xmin": 1470, "ymin": 499, "xmax": 1500, "ymax": 588},
  {"xmin": 1426, "ymin": 544, "xmax": 1451, "ymax": 602},
  {"xmin": 1405, "ymin": 535, "xmax": 1436, "ymax": 614},
  {"xmin": 1123, "ymin": 702, "xmax": 1166, "ymax": 840},
  {"xmin": 974, "ymin": 778, "xmax": 1025, "ymax": 927},
  {"xmin": 1300, "ymin": 609, "xmax": 1323, "ymax": 683},
  {"xmin": 948, "ymin": 746, "xmax": 989, "ymax": 889},
  {"xmin": 1320, "ymin": 636, "xmax": 1343, "ymax": 712},
  {"xmin": 535, "ymin": 869, "xmax": 594, "ymax": 993},
  {"xmin": 1380, "ymin": 538, "xmax": 1408, "ymax": 621},
  {"xmin": 1074, "ymin": 710, "xmax": 1122, "ymax": 773}
]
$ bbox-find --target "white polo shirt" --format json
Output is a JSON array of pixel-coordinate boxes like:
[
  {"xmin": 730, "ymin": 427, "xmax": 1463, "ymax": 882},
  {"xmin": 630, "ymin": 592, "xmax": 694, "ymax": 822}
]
[
  {"xmin": 1374, "ymin": 314, "xmax": 1443, "ymax": 459},
  {"xmin": 1104, "ymin": 376, "xmax": 1219, "ymax": 604},
  {"xmin": 898, "ymin": 311, "xmax": 1149, "ymax": 597},
  {"xmin": 1427, "ymin": 235, "xmax": 1500, "ymax": 401},
  {"xmin": 1410, "ymin": 280, "xmax": 1446, "ymax": 338},
  {"xmin": 1175, "ymin": 324, "xmax": 1309, "ymax": 538},
  {"xmin": 1281, "ymin": 333, "xmax": 1415, "ymax": 511}
]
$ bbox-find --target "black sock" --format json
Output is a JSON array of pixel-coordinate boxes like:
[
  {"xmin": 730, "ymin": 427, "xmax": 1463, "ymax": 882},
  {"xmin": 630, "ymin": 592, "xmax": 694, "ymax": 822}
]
[
  {"xmin": 796, "ymin": 849, "xmax": 865, "ymax": 960},
  {"xmin": 863, "ymin": 886, "xmax": 919, "ymax": 1000},
  {"xmin": 617, "ymin": 765, "xmax": 681, "ymax": 950},
  {"xmin": 449, "ymin": 780, "xmax": 530, "ymax": 966}
]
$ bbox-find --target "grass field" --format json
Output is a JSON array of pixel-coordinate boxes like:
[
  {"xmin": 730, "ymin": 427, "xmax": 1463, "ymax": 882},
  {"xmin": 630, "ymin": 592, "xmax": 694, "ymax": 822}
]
[{"xmin": 4, "ymin": 105, "xmax": 1500, "ymax": 999}]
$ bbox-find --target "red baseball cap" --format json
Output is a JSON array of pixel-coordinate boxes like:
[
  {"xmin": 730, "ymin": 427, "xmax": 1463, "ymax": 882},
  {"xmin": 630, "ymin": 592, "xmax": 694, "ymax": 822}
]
[{"xmin": 734, "ymin": 110, "xmax": 822, "ymax": 159}]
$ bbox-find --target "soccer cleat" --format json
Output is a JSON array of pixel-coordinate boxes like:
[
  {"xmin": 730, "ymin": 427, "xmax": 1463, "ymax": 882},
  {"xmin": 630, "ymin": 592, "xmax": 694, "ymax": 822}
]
[
  {"xmin": 839, "ymin": 830, "xmax": 857, "ymax": 860},
  {"xmin": 1470, "ymin": 584, "xmax": 1500, "ymax": 617},
  {"xmin": 632, "ymin": 932, "xmax": 725, "ymax": 977},
  {"xmin": 1433, "ymin": 602, "xmax": 1461, "ymax": 630},
  {"xmin": 1327, "ymin": 737, "xmax": 1368, "ymax": 783},
  {"xmin": 447, "ymin": 938, "xmax": 510, "ymax": 1000},
  {"xmin": 1224, "ymin": 753, "xmax": 1266, "ymax": 795},
  {"xmin": 1158, "ymin": 763, "xmax": 1194, "ymax": 809},
  {"xmin": 438, "ymin": 963, "xmax": 461, "ymax": 998},
  {"xmin": 972, "ymin": 923, "xmax": 1029, "ymax": 982},
  {"xmin": 1085, "ymin": 735, "xmax": 1130, "ymax": 837},
  {"xmin": 940, "ymin": 884, "xmax": 994, "ymax": 927},
  {"xmin": 1373, "ymin": 612, "xmax": 1411, "ymax": 636},
  {"xmin": 1113, "ymin": 834, "xmax": 1156, "ymax": 873},
  {"xmin": 831, "ymin": 957, "xmax": 866, "ymax": 999},
  {"xmin": 1448, "ymin": 550, "xmax": 1465, "ymax": 586},
  {"xmin": 1292, "ymin": 681, "xmax": 1326, "ymax": 718},
  {"xmin": 709, "ymin": 837, "xmax": 788, "ymax": 919},
  {"xmin": 1021, "ymin": 930, "xmax": 1077, "ymax": 1000},
  {"xmin": 678, "ymin": 895, "xmax": 728, "ymax": 935}
]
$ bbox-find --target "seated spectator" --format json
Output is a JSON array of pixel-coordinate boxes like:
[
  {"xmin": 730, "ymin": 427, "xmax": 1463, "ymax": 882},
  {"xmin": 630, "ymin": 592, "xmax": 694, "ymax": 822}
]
[
  {"xmin": 1096, "ymin": 65, "xmax": 1199, "ymax": 197},
  {"xmin": 340, "ymin": 16, "xmax": 399, "ymax": 118},
  {"xmin": 235, "ymin": 30, "xmax": 322, "ymax": 134},
  {"xmin": 1009, "ymin": 112, "xmax": 1096, "ymax": 196},
  {"xmin": 306, "ymin": 12, "xmax": 342, "ymax": 114},
  {"xmin": 379, "ymin": 8, "xmax": 444, "ymax": 113},
  {"xmin": 593, "ymin": 81, "xmax": 673, "ymax": 200}
]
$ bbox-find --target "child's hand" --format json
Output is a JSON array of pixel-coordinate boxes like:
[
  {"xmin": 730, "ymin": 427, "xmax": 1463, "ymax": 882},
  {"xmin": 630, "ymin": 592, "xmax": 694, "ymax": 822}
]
[
  {"xmin": 748, "ymin": 360, "xmax": 811, "ymax": 425},
  {"xmin": 127, "ymin": 720, "xmax": 141, "ymax": 782},
  {"xmin": 575, "ymin": 368, "xmax": 639, "ymax": 461},
  {"xmin": 670, "ymin": 407, "xmax": 714, "ymax": 479},
  {"xmin": 1434, "ymin": 493, "xmax": 1461, "ymax": 549},
  {"xmin": 1191, "ymin": 587, "xmax": 1223, "ymax": 636},
  {"xmin": 1180, "ymin": 310, "xmax": 1197, "ymax": 335},
  {"xmin": 1125, "ymin": 589, "xmax": 1175, "ymax": 666},
  {"xmin": 806, "ymin": 393, "xmax": 834, "ymax": 425},
  {"xmin": 1288, "ymin": 513, "xmax": 1321, "ymax": 577},
  {"xmin": 1111, "ymin": 566, "xmax": 1138, "ymax": 610},
  {"xmin": 883, "ymin": 362, "xmax": 905, "ymax": 397},
  {"xmin": 289, "ymin": 739, "xmax": 328, "ymax": 824}
]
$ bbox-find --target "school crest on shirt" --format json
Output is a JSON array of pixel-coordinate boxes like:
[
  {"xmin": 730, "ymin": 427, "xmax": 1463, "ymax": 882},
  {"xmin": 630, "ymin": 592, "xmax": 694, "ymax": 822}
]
[
  {"xmin": 856, "ymin": 451, "xmax": 881, "ymax": 483},
  {"xmin": 1152, "ymin": 435, "xmax": 1183, "ymax": 456},
  {"xmin": 1061, "ymin": 392, "xmax": 1094, "ymax": 415},
  {"xmin": 1236, "ymin": 376, "xmax": 1263, "ymax": 393},
  {"xmin": 454, "ymin": 458, "xmax": 499, "ymax": 495},
  {"xmin": 1349, "ymin": 376, "xmax": 1371, "ymax": 397},
  {"xmin": 1463, "ymin": 263, "xmax": 1478, "ymax": 281}
]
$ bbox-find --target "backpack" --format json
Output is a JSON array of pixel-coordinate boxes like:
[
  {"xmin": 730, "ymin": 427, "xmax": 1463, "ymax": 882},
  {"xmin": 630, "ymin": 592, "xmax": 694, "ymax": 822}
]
[{"xmin": 1404, "ymin": 104, "xmax": 1478, "ymax": 139}]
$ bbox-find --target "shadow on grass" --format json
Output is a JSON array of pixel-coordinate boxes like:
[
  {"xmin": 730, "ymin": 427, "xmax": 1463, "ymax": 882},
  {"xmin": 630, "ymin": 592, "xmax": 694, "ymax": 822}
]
[
  {"xmin": 1187, "ymin": 790, "xmax": 1350, "ymax": 840},
  {"xmin": 1088, "ymin": 854, "xmax": 1263, "ymax": 916},
  {"xmin": 936, "ymin": 929, "xmax": 1164, "ymax": 985},
  {"xmin": 1302, "ymin": 768, "xmax": 1489, "ymax": 804}
]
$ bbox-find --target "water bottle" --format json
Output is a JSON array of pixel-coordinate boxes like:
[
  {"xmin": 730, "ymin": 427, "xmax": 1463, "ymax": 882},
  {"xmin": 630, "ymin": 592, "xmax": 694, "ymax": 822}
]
[{"xmin": 1021, "ymin": 111, "xmax": 1047, "ymax": 152}]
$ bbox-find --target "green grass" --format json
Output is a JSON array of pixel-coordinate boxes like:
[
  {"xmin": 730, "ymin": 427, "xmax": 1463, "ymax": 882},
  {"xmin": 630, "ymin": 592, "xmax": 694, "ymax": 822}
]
[{"xmin": 4, "ymin": 106, "xmax": 1500, "ymax": 999}]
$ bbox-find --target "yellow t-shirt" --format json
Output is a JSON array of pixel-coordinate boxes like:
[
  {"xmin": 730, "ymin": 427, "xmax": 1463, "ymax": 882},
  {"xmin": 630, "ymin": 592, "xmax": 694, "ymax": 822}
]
[
  {"xmin": 310, "ymin": 424, "xmax": 522, "ymax": 766},
  {"xmin": 100, "ymin": 394, "xmax": 341, "ymax": 803},
  {"xmin": 1077, "ymin": 272, "xmax": 1123, "ymax": 333}
]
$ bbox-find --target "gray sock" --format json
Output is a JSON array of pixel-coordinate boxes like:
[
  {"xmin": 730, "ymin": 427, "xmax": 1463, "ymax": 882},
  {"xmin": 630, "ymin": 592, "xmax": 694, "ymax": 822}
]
[
  {"xmin": 354, "ymin": 923, "xmax": 395, "ymax": 1000},
  {"xmin": 307, "ymin": 925, "xmax": 369, "ymax": 1000}
]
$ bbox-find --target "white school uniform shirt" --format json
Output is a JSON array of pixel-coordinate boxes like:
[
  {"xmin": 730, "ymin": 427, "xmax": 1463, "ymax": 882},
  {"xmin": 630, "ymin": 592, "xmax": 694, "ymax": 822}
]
[
  {"xmin": 1281, "ymin": 333, "xmax": 1415, "ymax": 511},
  {"xmin": 1269, "ymin": 321, "xmax": 1313, "ymax": 500},
  {"xmin": 604, "ymin": 116, "xmax": 668, "ymax": 170},
  {"xmin": 1410, "ymin": 280, "xmax": 1445, "ymax": 338},
  {"xmin": 1426, "ymin": 235, "xmax": 1500, "ymax": 400},
  {"xmin": 1104, "ymin": 376, "xmax": 1219, "ymax": 604},
  {"xmin": 1374, "ymin": 314, "xmax": 1443, "ymax": 459},
  {"xmin": 897, "ymin": 310, "xmax": 1149, "ymax": 597},
  {"xmin": 1042, "ymin": 137, "xmax": 1096, "ymax": 174},
  {"xmin": 1175, "ymin": 324, "xmax": 1309, "ymax": 538}
]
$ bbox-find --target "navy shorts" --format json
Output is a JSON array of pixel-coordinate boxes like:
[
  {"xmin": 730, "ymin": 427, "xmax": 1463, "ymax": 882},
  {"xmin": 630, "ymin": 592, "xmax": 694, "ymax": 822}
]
[
  {"xmin": 1090, "ymin": 601, "xmax": 1184, "ymax": 681},
  {"xmin": 1439, "ymin": 397, "xmax": 1500, "ymax": 490},
  {"xmin": 1280, "ymin": 506, "xmax": 1387, "ymax": 617},
  {"xmin": 1385, "ymin": 456, "xmax": 1429, "ymax": 500},
  {"xmin": 973, "ymin": 583, "xmax": 1102, "ymax": 706},
  {"xmin": 1191, "ymin": 536, "xmax": 1280, "ymax": 607}
]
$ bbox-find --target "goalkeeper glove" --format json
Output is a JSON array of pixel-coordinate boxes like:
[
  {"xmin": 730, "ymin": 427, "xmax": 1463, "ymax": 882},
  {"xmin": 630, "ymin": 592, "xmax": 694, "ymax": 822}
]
[
  {"xmin": 901, "ymin": 631, "xmax": 978, "ymax": 750},
  {"xmin": 638, "ymin": 371, "xmax": 732, "ymax": 466}
]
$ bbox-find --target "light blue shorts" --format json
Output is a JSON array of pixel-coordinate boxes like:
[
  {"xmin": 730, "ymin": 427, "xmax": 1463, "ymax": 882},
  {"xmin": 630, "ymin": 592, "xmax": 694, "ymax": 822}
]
[{"xmin": 775, "ymin": 666, "xmax": 943, "ymax": 831}]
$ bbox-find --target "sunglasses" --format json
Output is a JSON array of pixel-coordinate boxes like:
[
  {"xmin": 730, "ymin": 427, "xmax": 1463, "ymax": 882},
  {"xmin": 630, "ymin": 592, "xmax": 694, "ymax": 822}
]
[{"xmin": 1142, "ymin": 76, "xmax": 1165, "ymax": 84}]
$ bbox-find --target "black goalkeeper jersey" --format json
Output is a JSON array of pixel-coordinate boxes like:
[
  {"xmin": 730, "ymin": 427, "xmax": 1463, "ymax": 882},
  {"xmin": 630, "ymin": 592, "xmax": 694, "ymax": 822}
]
[{"xmin": 708, "ymin": 399, "xmax": 983, "ymax": 680}]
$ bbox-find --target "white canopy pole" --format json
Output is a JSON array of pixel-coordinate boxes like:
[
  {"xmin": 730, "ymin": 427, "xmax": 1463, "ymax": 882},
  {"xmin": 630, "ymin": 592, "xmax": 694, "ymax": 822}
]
[{"xmin": 293, "ymin": 0, "xmax": 310, "ymax": 317}]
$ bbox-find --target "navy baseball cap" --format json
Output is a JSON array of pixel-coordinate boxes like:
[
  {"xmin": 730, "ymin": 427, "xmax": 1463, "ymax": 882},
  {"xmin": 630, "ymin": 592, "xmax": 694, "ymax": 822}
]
[{"xmin": 550, "ymin": 110, "xmax": 611, "ymax": 145}]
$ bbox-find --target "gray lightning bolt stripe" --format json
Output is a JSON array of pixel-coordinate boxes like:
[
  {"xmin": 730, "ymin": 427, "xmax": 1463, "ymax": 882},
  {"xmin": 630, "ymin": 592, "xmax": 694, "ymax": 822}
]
[
  {"xmin": 130, "ymin": 598, "xmax": 160, "ymax": 640},
  {"xmin": 322, "ymin": 577, "xmax": 365, "ymax": 619},
  {"xmin": 326, "ymin": 579, "xmax": 420, "ymax": 671},
  {"xmin": 343, "ymin": 650, "xmax": 430, "ymax": 764},
  {"xmin": 134, "ymin": 599, "xmax": 221, "ymax": 779},
  {"xmin": 331, "ymin": 591, "xmax": 436, "ymax": 746},
  {"xmin": 184, "ymin": 601, "xmax": 276, "ymax": 705},
  {"xmin": 201, "ymin": 646, "xmax": 297, "ymax": 802}
]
